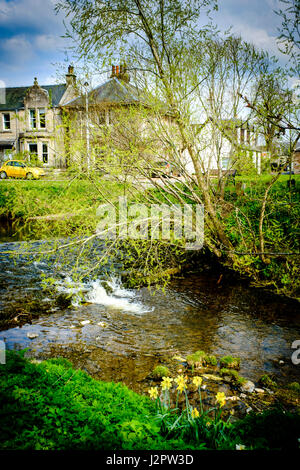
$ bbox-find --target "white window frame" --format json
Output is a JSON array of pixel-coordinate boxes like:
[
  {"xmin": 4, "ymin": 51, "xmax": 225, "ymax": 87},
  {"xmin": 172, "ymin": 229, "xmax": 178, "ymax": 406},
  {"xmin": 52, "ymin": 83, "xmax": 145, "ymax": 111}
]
[
  {"xmin": 29, "ymin": 109, "xmax": 37, "ymax": 129},
  {"xmin": 42, "ymin": 142, "xmax": 48, "ymax": 163},
  {"xmin": 2, "ymin": 113, "xmax": 11, "ymax": 130},
  {"xmin": 39, "ymin": 108, "xmax": 46, "ymax": 129}
]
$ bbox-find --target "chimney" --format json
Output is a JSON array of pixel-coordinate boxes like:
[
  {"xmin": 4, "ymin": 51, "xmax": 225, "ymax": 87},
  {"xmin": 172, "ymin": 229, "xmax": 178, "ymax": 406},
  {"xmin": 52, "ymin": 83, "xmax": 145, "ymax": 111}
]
[
  {"xmin": 66, "ymin": 64, "xmax": 76, "ymax": 86},
  {"xmin": 110, "ymin": 65, "xmax": 116, "ymax": 78},
  {"xmin": 110, "ymin": 63, "xmax": 130, "ymax": 82},
  {"xmin": 119, "ymin": 63, "xmax": 130, "ymax": 83}
]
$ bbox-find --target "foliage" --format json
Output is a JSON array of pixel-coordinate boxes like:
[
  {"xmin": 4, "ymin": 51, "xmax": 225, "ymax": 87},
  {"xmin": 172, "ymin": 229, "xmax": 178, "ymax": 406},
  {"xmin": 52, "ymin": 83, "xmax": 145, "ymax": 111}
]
[
  {"xmin": 0, "ymin": 351, "xmax": 190, "ymax": 450},
  {"xmin": 219, "ymin": 368, "xmax": 246, "ymax": 386},
  {"xmin": 152, "ymin": 365, "xmax": 171, "ymax": 379},
  {"xmin": 186, "ymin": 350, "xmax": 217, "ymax": 368},
  {"xmin": 230, "ymin": 406, "xmax": 300, "ymax": 450},
  {"xmin": 259, "ymin": 374, "xmax": 278, "ymax": 391},
  {"xmin": 288, "ymin": 382, "xmax": 300, "ymax": 394},
  {"xmin": 1, "ymin": 352, "xmax": 299, "ymax": 450},
  {"xmin": 219, "ymin": 355, "xmax": 241, "ymax": 370}
]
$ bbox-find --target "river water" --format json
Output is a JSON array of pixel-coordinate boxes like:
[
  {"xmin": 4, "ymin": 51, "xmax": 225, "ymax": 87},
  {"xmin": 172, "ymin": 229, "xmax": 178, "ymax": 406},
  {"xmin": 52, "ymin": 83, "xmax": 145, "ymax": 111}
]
[{"xmin": 0, "ymin": 238, "xmax": 299, "ymax": 393}]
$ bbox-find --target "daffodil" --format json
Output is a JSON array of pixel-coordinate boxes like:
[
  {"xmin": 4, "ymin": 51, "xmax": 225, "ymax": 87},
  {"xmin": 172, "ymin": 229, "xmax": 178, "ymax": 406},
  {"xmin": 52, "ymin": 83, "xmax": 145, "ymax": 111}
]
[
  {"xmin": 148, "ymin": 387, "xmax": 158, "ymax": 400},
  {"xmin": 161, "ymin": 376, "xmax": 173, "ymax": 391},
  {"xmin": 215, "ymin": 391, "xmax": 226, "ymax": 407},
  {"xmin": 192, "ymin": 376, "xmax": 202, "ymax": 387},
  {"xmin": 174, "ymin": 374, "xmax": 187, "ymax": 388},
  {"xmin": 236, "ymin": 444, "xmax": 246, "ymax": 450},
  {"xmin": 191, "ymin": 407, "xmax": 199, "ymax": 419}
]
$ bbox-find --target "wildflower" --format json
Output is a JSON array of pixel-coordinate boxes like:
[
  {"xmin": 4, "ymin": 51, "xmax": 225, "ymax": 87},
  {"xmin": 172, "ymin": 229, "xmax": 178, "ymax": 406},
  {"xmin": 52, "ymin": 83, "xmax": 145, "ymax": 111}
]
[
  {"xmin": 206, "ymin": 420, "xmax": 212, "ymax": 427},
  {"xmin": 161, "ymin": 376, "xmax": 173, "ymax": 390},
  {"xmin": 215, "ymin": 391, "xmax": 226, "ymax": 407},
  {"xmin": 174, "ymin": 374, "xmax": 187, "ymax": 393},
  {"xmin": 191, "ymin": 407, "xmax": 199, "ymax": 419},
  {"xmin": 236, "ymin": 444, "xmax": 246, "ymax": 450},
  {"xmin": 148, "ymin": 387, "xmax": 158, "ymax": 400},
  {"xmin": 192, "ymin": 376, "xmax": 202, "ymax": 387}
]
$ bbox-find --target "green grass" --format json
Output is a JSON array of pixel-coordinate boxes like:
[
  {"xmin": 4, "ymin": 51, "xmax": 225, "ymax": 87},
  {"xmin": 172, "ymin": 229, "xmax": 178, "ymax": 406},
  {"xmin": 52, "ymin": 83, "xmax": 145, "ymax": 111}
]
[
  {"xmin": 0, "ymin": 351, "xmax": 190, "ymax": 450},
  {"xmin": 1, "ymin": 351, "xmax": 299, "ymax": 450}
]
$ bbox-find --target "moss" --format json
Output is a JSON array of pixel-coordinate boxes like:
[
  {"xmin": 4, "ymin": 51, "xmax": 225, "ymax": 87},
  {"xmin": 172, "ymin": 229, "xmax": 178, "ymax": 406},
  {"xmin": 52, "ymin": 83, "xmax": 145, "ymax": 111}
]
[
  {"xmin": 220, "ymin": 368, "xmax": 246, "ymax": 385},
  {"xmin": 219, "ymin": 356, "xmax": 240, "ymax": 370},
  {"xmin": 287, "ymin": 382, "xmax": 300, "ymax": 394},
  {"xmin": 259, "ymin": 375, "xmax": 278, "ymax": 391},
  {"xmin": 186, "ymin": 351, "xmax": 217, "ymax": 368},
  {"xmin": 152, "ymin": 365, "xmax": 171, "ymax": 379}
]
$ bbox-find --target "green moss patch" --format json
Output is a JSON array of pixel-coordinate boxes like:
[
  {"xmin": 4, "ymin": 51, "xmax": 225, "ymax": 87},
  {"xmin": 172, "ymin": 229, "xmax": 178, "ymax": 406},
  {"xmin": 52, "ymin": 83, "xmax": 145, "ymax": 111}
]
[{"xmin": 219, "ymin": 356, "xmax": 241, "ymax": 370}]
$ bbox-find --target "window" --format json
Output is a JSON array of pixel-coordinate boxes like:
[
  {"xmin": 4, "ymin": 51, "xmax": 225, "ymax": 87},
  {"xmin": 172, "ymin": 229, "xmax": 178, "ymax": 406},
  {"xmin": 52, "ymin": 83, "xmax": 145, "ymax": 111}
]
[
  {"xmin": 29, "ymin": 143, "xmax": 38, "ymax": 156},
  {"xmin": 42, "ymin": 143, "xmax": 48, "ymax": 163},
  {"xmin": 29, "ymin": 109, "xmax": 36, "ymax": 129},
  {"xmin": 222, "ymin": 157, "xmax": 230, "ymax": 170},
  {"xmin": 39, "ymin": 109, "xmax": 46, "ymax": 128},
  {"xmin": 3, "ymin": 113, "xmax": 10, "ymax": 130},
  {"xmin": 247, "ymin": 129, "xmax": 251, "ymax": 144},
  {"xmin": 13, "ymin": 161, "xmax": 26, "ymax": 168}
]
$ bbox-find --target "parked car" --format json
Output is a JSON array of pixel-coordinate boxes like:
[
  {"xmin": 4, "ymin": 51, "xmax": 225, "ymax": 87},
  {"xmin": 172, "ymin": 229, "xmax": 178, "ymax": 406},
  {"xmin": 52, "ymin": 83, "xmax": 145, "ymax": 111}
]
[
  {"xmin": 150, "ymin": 160, "xmax": 172, "ymax": 178},
  {"xmin": 0, "ymin": 160, "xmax": 46, "ymax": 180}
]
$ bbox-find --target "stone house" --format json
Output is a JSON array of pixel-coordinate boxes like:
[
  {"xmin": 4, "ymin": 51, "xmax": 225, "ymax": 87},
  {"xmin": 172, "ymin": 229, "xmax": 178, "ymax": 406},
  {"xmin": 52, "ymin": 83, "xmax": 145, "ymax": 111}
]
[
  {"xmin": 0, "ymin": 66, "xmax": 77, "ymax": 167},
  {"xmin": 63, "ymin": 65, "xmax": 262, "ymax": 175}
]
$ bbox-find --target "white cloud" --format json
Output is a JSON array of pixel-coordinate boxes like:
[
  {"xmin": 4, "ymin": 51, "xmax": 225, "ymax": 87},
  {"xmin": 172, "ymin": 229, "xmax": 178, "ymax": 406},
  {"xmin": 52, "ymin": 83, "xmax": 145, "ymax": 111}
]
[
  {"xmin": 34, "ymin": 34, "xmax": 69, "ymax": 52},
  {"xmin": 1, "ymin": 35, "xmax": 34, "ymax": 63},
  {"xmin": 0, "ymin": 0, "xmax": 66, "ymax": 33}
]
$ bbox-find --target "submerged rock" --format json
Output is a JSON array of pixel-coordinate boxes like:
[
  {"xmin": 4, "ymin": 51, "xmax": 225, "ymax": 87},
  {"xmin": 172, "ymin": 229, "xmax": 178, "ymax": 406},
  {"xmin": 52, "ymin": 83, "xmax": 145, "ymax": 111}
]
[
  {"xmin": 27, "ymin": 332, "xmax": 39, "ymax": 339},
  {"xmin": 240, "ymin": 380, "xmax": 255, "ymax": 393}
]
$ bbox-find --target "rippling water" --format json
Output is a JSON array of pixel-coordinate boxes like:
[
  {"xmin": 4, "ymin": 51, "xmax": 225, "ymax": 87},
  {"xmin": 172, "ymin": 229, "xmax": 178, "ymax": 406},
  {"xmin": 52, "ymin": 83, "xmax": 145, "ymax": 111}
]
[{"xmin": 0, "ymin": 239, "xmax": 299, "ymax": 388}]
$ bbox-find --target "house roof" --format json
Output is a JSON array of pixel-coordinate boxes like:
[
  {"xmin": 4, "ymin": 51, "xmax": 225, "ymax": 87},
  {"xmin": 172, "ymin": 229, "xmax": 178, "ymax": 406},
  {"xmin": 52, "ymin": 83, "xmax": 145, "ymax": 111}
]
[
  {"xmin": 63, "ymin": 77, "xmax": 147, "ymax": 108},
  {"xmin": 0, "ymin": 84, "xmax": 67, "ymax": 111}
]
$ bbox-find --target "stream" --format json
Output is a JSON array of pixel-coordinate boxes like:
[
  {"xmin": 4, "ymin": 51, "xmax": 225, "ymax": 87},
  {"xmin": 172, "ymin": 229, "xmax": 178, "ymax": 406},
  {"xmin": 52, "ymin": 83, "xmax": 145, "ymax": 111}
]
[{"xmin": 0, "ymin": 238, "xmax": 299, "ymax": 394}]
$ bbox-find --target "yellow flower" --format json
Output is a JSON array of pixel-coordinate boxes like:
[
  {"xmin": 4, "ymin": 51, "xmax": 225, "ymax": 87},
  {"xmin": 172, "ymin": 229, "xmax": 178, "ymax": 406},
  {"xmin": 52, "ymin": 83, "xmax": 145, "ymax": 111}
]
[
  {"xmin": 236, "ymin": 444, "xmax": 246, "ymax": 450},
  {"xmin": 161, "ymin": 376, "xmax": 173, "ymax": 391},
  {"xmin": 192, "ymin": 376, "xmax": 203, "ymax": 387},
  {"xmin": 206, "ymin": 420, "xmax": 212, "ymax": 427},
  {"xmin": 191, "ymin": 407, "xmax": 199, "ymax": 419},
  {"xmin": 174, "ymin": 374, "xmax": 187, "ymax": 386},
  {"xmin": 215, "ymin": 391, "xmax": 226, "ymax": 407},
  {"xmin": 174, "ymin": 374, "xmax": 187, "ymax": 393},
  {"xmin": 148, "ymin": 387, "xmax": 158, "ymax": 400}
]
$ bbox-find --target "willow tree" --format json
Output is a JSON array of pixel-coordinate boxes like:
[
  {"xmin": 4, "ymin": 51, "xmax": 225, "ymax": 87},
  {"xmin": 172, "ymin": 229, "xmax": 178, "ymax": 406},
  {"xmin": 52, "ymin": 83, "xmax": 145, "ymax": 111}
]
[{"xmin": 49, "ymin": 0, "xmax": 300, "ymax": 297}]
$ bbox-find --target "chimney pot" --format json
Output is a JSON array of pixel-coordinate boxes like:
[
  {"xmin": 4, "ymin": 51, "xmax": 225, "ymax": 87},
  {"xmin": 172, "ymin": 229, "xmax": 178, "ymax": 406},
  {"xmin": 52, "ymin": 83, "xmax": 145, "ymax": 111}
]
[{"xmin": 116, "ymin": 65, "xmax": 119, "ymax": 76}]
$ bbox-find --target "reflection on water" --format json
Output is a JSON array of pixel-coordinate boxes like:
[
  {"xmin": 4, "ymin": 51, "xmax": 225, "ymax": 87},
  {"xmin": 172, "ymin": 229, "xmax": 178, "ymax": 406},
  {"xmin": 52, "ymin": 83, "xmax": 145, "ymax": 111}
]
[{"xmin": 0, "ymin": 240, "xmax": 299, "ymax": 387}]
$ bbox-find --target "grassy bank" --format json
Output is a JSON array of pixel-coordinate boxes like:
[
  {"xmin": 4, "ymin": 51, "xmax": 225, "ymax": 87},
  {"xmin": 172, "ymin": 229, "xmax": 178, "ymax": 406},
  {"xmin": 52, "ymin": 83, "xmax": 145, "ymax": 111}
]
[
  {"xmin": 0, "ymin": 178, "xmax": 125, "ymax": 238},
  {"xmin": 0, "ymin": 351, "xmax": 299, "ymax": 450},
  {"xmin": 0, "ymin": 176, "xmax": 299, "ymax": 298}
]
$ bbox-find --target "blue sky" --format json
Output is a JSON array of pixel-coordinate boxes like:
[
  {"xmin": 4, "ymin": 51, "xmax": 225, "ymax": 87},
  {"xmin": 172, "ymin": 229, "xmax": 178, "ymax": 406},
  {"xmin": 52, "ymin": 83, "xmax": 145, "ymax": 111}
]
[{"xmin": 0, "ymin": 0, "xmax": 287, "ymax": 87}]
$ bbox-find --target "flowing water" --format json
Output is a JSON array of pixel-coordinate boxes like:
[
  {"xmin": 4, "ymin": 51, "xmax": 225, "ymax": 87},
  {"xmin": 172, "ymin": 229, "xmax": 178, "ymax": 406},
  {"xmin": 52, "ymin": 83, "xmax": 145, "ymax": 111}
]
[{"xmin": 0, "ymin": 238, "xmax": 299, "ymax": 393}]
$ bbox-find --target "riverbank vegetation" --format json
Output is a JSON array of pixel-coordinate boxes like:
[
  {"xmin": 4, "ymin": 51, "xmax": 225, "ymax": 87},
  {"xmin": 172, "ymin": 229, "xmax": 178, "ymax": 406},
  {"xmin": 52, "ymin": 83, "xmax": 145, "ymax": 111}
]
[
  {"xmin": 0, "ymin": 351, "xmax": 299, "ymax": 450},
  {"xmin": 0, "ymin": 175, "xmax": 299, "ymax": 299}
]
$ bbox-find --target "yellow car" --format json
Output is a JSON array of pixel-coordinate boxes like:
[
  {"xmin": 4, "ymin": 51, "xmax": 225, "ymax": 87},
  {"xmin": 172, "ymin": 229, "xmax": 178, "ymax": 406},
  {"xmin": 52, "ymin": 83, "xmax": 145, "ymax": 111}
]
[{"xmin": 0, "ymin": 160, "xmax": 46, "ymax": 180}]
